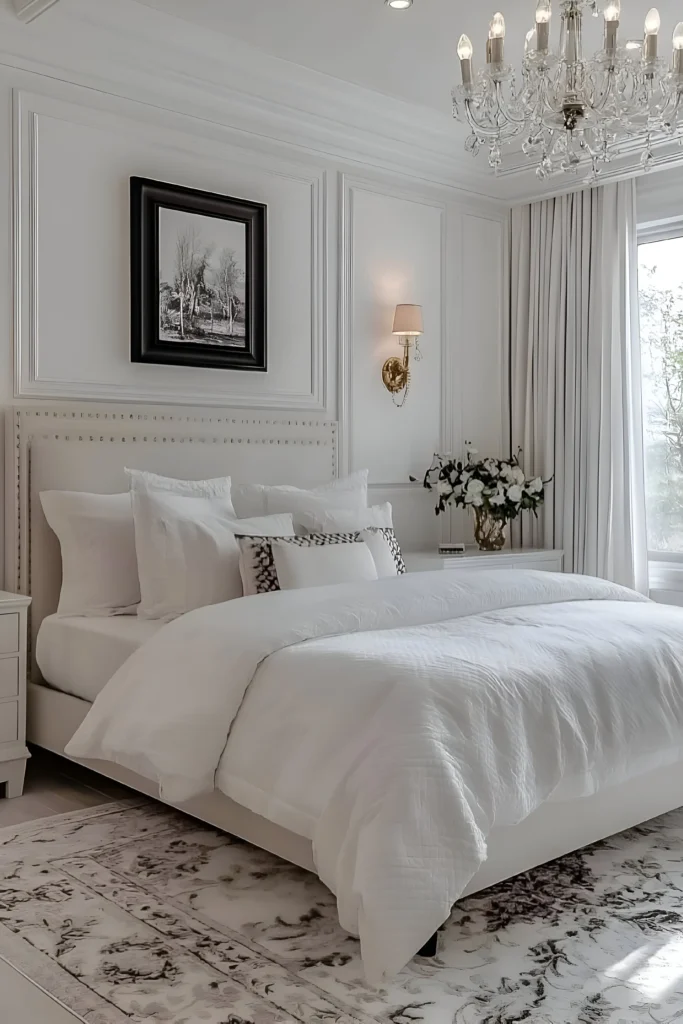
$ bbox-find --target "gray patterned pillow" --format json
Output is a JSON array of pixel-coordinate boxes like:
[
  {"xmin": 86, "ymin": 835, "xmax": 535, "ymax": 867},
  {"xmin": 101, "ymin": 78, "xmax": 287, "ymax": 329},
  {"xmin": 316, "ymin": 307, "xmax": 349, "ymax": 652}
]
[{"xmin": 237, "ymin": 529, "xmax": 406, "ymax": 595}]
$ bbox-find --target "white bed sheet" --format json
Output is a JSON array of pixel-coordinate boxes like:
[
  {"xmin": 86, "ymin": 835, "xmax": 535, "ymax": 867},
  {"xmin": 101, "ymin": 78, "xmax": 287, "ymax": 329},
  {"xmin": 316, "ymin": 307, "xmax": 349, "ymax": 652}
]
[{"xmin": 36, "ymin": 614, "xmax": 162, "ymax": 702}]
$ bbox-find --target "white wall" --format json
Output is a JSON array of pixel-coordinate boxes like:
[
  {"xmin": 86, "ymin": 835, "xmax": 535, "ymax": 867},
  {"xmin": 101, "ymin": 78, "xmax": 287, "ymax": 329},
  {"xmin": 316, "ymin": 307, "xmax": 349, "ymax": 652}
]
[{"xmin": 0, "ymin": 19, "xmax": 507, "ymax": 578}]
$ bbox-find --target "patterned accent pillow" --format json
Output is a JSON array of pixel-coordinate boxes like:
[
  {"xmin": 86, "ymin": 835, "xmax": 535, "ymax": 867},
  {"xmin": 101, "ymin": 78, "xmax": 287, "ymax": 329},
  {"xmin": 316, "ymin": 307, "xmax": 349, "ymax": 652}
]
[
  {"xmin": 369, "ymin": 527, "xmax": 407, "ymax": 575},
  {"xmin": 238, "ymin": 529, "xmax": 406, "ymax": 594},
  {"xmin": 238, "ymin": 533, "xmax": 363, "ymax": 595}
]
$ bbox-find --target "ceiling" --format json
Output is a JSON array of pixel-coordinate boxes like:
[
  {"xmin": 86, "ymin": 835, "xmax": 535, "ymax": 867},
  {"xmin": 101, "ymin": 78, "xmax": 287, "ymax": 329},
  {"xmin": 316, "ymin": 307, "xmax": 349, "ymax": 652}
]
[{"xmin": 133, "ymin": 0, "xmax": 683, "ymax": 113}]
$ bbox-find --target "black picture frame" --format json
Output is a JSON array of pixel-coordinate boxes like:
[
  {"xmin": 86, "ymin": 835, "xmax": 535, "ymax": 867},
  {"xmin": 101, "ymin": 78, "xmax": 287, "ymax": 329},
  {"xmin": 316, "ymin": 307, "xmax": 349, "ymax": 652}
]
[{"xmin": 130, "ymin": 176, "xmax": 267, "ymax": 372}]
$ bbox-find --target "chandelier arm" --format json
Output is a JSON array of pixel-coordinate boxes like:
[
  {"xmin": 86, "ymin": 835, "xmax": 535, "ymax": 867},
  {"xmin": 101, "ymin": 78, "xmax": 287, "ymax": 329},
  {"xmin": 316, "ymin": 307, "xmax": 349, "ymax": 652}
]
[
  {"xmin": 495, "ymin": 84, "xmax": 528, "ymax": 126},
  {"xmin": 462, "ymin": 97, "xmax": 523, "ymax": 141},
  {"xmin": 589, "ymin": 70, "xmax": 617, "ymax": 115},
  {"xmin": 665, "ymin": 88, "xmax": 683, "ymax": 126},
  {"xmin": 454, "ymin": 3, "xmax": 680, "ymax": 178}
]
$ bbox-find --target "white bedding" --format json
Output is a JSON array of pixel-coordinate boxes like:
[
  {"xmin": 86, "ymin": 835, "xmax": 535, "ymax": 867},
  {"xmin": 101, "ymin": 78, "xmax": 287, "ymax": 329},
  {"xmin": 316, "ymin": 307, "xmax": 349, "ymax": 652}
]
[
  {"xmin": 36, "ymin": 615, "xmax": 161, "ymax": 701},
  {"xmin": 65, "ymin": 569, "xmax": 683, "ymax": 984}
]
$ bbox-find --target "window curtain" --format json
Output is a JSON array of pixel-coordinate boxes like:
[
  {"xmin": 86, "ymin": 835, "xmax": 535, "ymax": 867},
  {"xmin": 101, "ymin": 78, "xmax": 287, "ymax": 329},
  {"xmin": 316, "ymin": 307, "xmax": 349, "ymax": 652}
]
[{"xmin": 508, "ymin": 179, "xmax": 648, "ymax": 592}]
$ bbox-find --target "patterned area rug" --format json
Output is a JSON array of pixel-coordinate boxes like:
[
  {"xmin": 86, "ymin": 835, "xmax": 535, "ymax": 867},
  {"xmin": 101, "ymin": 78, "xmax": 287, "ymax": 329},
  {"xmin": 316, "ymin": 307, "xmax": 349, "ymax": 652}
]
[{"xmin": 2, "ymin": 800, "xmax": 683, "ymax": 1024}]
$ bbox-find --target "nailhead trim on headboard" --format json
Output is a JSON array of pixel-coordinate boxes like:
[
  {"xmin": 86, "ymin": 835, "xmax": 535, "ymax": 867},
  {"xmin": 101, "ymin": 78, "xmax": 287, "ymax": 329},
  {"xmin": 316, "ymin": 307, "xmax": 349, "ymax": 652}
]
[{"xmin": 12, "ymin": 404, "xmax": 338, "ymax": 664}]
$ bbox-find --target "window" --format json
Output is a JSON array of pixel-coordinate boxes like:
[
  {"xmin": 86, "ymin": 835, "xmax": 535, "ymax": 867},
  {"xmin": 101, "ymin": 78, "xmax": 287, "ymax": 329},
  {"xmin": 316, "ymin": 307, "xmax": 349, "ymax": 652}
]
[{"xmin": 638, "ymin": 233, "xmax": 683, "ymax": 559}]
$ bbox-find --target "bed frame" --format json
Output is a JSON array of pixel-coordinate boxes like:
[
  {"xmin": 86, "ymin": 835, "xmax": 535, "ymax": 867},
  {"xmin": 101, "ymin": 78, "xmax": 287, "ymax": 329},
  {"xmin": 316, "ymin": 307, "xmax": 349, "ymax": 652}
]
[{"xmin": 8, "ymin": 402, "xmax": 683, "ymax": 934}]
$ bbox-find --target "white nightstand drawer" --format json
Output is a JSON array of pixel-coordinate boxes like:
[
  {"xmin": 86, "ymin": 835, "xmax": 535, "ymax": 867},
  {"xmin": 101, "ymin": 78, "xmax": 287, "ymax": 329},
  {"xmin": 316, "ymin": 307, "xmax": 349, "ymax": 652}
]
[
  {"xmin": 406, "ymin": 549, "xmax": 565, "ymax": 575},
  {"xmin": 0, "ymin": 702, "xmax": 18, "ymax": 744},
  {"xmin": 0, "ymin": 659, "xmax": 19, "ymax": 699},
  {"xmin": 0, "ymin": 615, "xmax": 19, "ymax": 656}
]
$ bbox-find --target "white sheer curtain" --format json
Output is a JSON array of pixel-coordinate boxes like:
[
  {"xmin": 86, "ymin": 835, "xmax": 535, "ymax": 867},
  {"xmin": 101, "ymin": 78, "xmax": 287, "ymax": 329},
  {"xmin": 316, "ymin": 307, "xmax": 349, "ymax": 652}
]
[{"xmin": 508, "ymin": 179, "xmax": 648, "ymax": 592}]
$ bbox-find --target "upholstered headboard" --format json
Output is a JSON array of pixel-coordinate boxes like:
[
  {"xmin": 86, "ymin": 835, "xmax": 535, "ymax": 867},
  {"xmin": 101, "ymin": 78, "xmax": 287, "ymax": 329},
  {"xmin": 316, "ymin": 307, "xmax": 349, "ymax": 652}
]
[{"xmin": 7, "ymin": 403, "xmax": 338, "ymax": 677}]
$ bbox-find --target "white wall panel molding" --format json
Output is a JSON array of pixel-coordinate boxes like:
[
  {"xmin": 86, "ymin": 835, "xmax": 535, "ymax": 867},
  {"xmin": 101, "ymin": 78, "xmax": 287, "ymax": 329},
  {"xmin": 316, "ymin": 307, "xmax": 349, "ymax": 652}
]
[
  {"xmin": 339, "ymin": 173, "xmax": 448, "ymax": 492},
  {"xmin": 0, "ymin": 1, "xmax": 498, "ymax": 202},
  {"xmin": 13, "ymin": 87, "xmax": 329, "ymax": 411},
  {"xmin": 12, "ymin": 0, "xmax": 59, "ymax": 23},
  {"xmin": 458, "ymin": 210, "xmax": 506, "ymax": 459},
  {"xmin": 4, "ymin": 0, "xmax": 664, "ymax": 202}
]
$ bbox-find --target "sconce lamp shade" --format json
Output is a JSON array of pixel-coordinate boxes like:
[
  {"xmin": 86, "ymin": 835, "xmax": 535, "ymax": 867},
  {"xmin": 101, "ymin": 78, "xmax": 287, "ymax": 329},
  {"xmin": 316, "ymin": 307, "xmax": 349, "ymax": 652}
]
[{"xmin": 392, "ymin": 304, "xmax": 424, "ymax": 336}]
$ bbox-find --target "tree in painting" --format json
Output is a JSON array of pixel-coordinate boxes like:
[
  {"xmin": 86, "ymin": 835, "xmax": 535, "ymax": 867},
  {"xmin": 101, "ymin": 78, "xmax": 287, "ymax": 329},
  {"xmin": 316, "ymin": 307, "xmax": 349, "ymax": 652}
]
[
  {"xmin": 213, "ymin": 248, "xmax": 242, "ymax": 337},
  {"xmin": 159, "ymin": 209, "xmax": 246, "ymax": 347}
]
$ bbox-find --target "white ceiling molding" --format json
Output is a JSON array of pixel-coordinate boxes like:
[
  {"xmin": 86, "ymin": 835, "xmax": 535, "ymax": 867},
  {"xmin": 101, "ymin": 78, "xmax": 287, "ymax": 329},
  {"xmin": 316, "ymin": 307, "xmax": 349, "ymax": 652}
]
[
  {"xmin": 13, "ymin": 0, "xmax": 60, "ymax": 23},
  {"xmin": 0, "ymin": 0, "xmax": 501, "ymax": 201},
  {"xmin": 1, "ymin": 0, "xmax": 681, "ymax": 204}
]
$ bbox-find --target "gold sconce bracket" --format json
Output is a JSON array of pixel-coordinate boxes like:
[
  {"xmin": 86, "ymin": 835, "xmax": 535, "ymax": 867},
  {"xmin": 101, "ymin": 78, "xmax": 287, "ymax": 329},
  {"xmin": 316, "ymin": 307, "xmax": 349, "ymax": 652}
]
[
  {"xmin": 382, "ymin": 304, "xmax": 423, "ymax": 408},
  {"xmin": 382, "ymin": 354, "xmax": 409, "ymax": 394}
]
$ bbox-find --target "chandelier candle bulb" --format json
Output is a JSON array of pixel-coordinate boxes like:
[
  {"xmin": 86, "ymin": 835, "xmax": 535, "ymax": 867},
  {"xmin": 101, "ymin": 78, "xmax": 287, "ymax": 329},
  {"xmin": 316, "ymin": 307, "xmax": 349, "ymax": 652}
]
[
  {"xmin": 674, "ymin": 21, "xmax": 683, "ymax": 72},
  {"xmin": 535, "ymin": 0, "xmax": 551, "ymax": 53},
  {"xmin": 488, "ymin": 12, "xmax": 505, "ymax": 64},
  {"xmin": 457, "ymin": 34, "xmax": 474, "ymax": 86},
  {"xmin": 644, "ymin": 7, "xmax": 661, "ymax": 59},
  {"xmin": 604, "ymin": 0, "xmax": 620, "ymax": 55},
  {"xmin": 451, "ymin": 0, "xmax": 683, "ymax": 179}
]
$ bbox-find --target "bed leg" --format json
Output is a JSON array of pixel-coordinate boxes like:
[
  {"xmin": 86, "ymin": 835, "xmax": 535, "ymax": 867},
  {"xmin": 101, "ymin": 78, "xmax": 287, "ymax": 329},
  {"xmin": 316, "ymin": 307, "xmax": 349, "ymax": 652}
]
[{"xmin": 418, "ymin": 932, "xmax": 438, "ymax": 958}]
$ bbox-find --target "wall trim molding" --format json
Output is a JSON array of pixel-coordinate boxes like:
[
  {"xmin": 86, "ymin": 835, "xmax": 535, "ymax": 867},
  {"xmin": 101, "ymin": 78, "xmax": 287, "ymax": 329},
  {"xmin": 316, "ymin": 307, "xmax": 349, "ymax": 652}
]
[
  {"xmin": 338, "ymin": 173, "xmax": 449, "ymax": 478},
  {"xmin": 0, "ymin": 1, "xmax": 503, "ymax": 202},
  {"xmin": 13, "ymin": 87, "xmax": 330, "ymax": 411},
  {"xmin": 3, "ymin": 1, "xmax": 682, "ymax": 203}
]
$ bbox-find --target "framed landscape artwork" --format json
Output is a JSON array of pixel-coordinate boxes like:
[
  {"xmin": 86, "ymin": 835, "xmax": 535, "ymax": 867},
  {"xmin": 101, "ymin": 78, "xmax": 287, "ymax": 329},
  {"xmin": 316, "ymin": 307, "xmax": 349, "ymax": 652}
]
[{"xmin": 130, "ymin": 177, "xmax": 267, "ymax": 371}]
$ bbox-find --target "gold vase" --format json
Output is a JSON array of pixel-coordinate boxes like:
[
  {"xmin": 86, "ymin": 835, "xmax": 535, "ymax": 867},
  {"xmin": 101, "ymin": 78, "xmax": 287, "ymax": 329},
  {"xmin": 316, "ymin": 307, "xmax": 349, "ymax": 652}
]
[{"xmin": 473, "ymin": 507, "xmax": 508, "ymax": 552}]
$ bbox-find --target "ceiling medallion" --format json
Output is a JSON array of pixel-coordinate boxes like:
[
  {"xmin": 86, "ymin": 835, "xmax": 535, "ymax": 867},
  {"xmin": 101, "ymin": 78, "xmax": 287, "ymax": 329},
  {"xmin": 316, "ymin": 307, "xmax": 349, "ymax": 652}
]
[{"xmin": 452, "ymin": 1, "xmax": 683, "ymax": 179}]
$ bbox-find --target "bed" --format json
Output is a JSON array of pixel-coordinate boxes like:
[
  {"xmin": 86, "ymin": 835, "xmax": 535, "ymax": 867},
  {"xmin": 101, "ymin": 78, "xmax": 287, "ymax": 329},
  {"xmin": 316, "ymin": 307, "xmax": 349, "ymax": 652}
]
[{"xmin": 9, "ymin": 402, "xmax": 683, "ymax": 984}]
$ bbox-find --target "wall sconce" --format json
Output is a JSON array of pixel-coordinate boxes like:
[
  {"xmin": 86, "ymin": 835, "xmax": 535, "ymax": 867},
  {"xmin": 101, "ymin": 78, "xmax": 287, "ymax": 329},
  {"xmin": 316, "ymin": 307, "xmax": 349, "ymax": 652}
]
[{"xmin": 382, "ymin": 304, "xmax": 424, "ymax": 407}]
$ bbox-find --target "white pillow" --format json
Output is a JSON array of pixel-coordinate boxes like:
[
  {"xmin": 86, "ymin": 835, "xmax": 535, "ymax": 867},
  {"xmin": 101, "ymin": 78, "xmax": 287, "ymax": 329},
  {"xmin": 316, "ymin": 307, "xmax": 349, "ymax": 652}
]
[
  {"xmin": 126, "ymin": 468, "xmax": 236, "ymax": 508},
  {"xmin": 232, "ymin": 470, "xmax": 369, "ymax": 518},
  {"xmin": 296, "ymin": 502, "xmax": 393, "ymax": 534},
  {"xmin": 272, "ymin": 540, "xmax": 378, "ymax": 591},
  {"xmin": 132, "ymin": 489, "xmax": 293, "ymax": 620},
  {"xmin": 128, "ymin": 470, "xmax": 237, "ymax": 619},
  {"xmin": 40, "ymin": 491, "xmax": 140, "ymax": 617}
]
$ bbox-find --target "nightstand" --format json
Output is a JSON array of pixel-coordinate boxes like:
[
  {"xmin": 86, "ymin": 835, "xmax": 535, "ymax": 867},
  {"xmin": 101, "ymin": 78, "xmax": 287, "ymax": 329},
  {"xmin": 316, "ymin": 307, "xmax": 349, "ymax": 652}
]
[
  {"xmin": 0, "ymin": 592, "xmax": 32, "ymax": 799},
  {"xmin": 404, "ymin": 548, "xmax": 565, "ymax": 574}
]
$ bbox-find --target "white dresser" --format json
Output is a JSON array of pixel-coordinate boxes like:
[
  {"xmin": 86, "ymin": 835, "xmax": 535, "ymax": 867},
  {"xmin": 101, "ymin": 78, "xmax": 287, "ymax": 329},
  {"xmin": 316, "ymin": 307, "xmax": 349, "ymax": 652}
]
[
  {"xmin": 0, "ymin": 591, "xmax": 32, "ymax": 799},
  {"xmin": 405, "ymin": 548, "xmax": 565, "ymax": 574}
]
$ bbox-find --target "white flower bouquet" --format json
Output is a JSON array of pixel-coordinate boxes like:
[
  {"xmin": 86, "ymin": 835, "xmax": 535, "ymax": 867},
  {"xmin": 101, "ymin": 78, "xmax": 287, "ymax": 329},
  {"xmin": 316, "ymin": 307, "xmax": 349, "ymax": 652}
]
[{"xmin": 415, "ymin": 444, "xmax": 550, "ymax": 550}]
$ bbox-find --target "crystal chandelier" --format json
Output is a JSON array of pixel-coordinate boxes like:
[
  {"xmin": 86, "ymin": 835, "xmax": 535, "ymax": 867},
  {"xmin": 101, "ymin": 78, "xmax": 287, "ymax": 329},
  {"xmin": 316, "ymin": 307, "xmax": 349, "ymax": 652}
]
[{"xmin": 452, "ymin": 2, "xmax": 683, "ymax": 179}]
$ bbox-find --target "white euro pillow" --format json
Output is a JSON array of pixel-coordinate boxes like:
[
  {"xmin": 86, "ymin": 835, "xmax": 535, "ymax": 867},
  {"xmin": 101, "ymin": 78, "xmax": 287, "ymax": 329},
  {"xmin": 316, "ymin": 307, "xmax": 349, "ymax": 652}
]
[
  {"xmin": 125, "ymin": 468, "xmax": 236, "ymax": 506},
  {"xmin": 131, "ymin": 488, "xmax": 294, "ymax": 620},
  {"xmin": 40, "ymin": 491, "xmax": 140, "ymax": 617},
  {"xmin": 232, "ymin": 470, "xmax": 368, "ymax": 518},
  {"xmin": 127, "ymin": 468, "xmax": 238, "ymax": 619},
  {"xmin": 296, "ymin": 502, "xmax": 393, "ymax": 534},
  {"xmin": 271, "ymin": 540, "xmax": 378, "ymax": 591}
]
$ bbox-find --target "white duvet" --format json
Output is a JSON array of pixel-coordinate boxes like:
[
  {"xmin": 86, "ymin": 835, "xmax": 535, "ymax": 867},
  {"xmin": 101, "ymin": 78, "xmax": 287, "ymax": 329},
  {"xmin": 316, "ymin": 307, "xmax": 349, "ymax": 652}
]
[{"xmin": 66, "ymin": 570, "xmax": 683, "ymax": 984}]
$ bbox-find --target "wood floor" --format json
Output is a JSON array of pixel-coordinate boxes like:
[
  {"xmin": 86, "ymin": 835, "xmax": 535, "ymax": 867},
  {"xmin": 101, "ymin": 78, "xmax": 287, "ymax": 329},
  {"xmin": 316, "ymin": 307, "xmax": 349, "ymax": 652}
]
[
  {"xmin": 0, "ymin": 747, "xmax": 132, "ymax": 828},
  {"xmin": 0, "ymin": 958, "xmax": 84, "ymax": 1024},
  {"xmin": 0, "ymin": 749, "xmax": 134, "ymax": 1022}
]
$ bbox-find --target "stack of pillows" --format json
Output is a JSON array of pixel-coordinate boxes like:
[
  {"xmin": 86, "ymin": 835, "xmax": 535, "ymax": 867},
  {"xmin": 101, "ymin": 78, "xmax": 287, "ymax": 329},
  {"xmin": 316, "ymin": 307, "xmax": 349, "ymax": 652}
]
[{"xmin": 40, "ymin": 469, "xmax": 406, "ymax": 623}]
